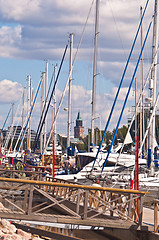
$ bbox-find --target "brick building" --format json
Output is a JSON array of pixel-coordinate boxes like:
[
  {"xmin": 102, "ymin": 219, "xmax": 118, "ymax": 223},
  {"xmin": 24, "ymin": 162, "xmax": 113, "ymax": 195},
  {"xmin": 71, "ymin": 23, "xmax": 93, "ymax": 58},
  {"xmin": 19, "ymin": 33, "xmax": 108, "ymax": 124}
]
[{"xmin": 74, "ymin": 111, "xmax": 84, "ymax": 139}]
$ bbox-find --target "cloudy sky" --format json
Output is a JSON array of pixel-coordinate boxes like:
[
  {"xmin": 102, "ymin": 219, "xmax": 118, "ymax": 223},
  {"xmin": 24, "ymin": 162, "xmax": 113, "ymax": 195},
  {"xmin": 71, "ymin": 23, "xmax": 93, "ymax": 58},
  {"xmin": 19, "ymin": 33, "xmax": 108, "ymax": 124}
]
[{"xmin": 0, "ymin": 0, "xmax": 157, "ymax": 138}]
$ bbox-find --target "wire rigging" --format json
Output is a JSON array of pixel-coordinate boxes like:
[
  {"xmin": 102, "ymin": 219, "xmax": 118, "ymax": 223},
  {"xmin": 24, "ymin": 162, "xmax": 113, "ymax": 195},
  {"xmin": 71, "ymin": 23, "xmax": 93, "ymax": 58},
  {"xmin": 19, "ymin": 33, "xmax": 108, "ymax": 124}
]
[
  {"xmin": 91, "ymin": 0, "xmax": 150, "ymax": 171},
  {"xmin": 101, "ymin": 20, "xmax": 152, "ymax": 173}
]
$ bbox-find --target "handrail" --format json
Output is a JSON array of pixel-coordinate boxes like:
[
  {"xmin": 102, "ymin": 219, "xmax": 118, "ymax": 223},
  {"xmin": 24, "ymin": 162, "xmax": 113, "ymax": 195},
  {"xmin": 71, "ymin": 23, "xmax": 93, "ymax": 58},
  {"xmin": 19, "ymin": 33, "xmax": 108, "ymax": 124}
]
[
  {"xmin": 0, "ymin": 176, "xmax": 148, "ymax": 226},
  {"xmin": 0, "ymin": 177, "xmax": 149, "ymax": 194}
]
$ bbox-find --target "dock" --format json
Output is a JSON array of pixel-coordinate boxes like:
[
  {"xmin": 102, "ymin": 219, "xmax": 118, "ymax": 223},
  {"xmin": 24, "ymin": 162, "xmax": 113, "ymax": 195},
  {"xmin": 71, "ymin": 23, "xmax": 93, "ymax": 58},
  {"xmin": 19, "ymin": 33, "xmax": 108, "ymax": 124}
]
[{"xmin": 0, "ymin": 170, "xmax": 158, "ymax": 239}]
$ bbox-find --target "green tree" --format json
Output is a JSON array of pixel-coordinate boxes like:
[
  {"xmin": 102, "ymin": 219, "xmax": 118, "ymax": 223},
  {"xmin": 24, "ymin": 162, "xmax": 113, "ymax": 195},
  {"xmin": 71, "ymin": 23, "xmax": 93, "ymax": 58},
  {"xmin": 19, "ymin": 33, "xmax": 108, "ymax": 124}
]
[{"xmin": 112, "ymin": 125, "xmax": 128, "ymax": 145}]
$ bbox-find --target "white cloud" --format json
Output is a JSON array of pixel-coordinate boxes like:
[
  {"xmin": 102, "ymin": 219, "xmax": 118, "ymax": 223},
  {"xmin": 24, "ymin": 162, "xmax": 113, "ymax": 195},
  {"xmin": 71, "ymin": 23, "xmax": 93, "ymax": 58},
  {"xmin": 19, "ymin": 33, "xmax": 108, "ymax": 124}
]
[
  {"xmin": 0, "ymin": 0, "xmax": 155, "ymax": 135},
  {"xmin": 104, "ymin": 87, "xmax": 135, "ymax": 101},
  {"xmin": 0, "ymin": 25, "xmax": 22, "ymax": 58},
  {"xmin": 0, "ymin": 0, "xmax": 40, "ymax": 22},
  {"xmin": 0, "ymin": 0, "xmax": 154, "ymax": 61},
  {"xmin": 0, "ymin": 79, "xmax": 23, "ymax": 103},
  {"xmin": 0, "ymin": 25, "xmax": 21, "ymax": 44}
]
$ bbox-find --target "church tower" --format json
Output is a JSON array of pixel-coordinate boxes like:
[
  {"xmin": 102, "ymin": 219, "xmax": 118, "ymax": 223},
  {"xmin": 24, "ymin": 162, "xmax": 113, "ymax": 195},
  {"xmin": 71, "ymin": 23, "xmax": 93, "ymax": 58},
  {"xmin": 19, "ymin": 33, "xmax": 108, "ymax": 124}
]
[{"xmin": 74, "ymin": 111, "xmax": 84, "ymax": 139}]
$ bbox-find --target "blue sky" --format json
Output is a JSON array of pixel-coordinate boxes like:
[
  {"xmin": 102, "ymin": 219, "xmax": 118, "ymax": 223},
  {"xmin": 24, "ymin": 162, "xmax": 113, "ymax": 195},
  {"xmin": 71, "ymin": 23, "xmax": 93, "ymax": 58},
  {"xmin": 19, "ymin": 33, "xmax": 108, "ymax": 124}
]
[{"xmin": 0, "ymin": 0, "xmax": 157, "ymax": 137}]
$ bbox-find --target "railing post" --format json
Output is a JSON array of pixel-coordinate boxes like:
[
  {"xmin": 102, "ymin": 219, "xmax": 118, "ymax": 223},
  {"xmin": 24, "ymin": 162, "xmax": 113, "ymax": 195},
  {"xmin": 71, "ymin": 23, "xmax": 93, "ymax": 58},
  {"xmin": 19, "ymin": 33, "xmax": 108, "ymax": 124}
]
[
  {"xmin": 40, "ymin": 173, "xmax": 43, "ymax": 186},
  {"xmin": 138, "ymin": 195, "xmax": 143, "ymax": 229},
  {"xmin": 83, "ymin": 190, "xmax": 88, "ymax": 219},
  {"xmin": 23, "ymin": 187, "xmax": 29, "ymax": 213},
  {"xmin": 110, "ymin": 192, "xmax": 113, "ymax": 217},
  {"xmin": 76, "ymin": 189, "xmax": 81, "ymax": 215},
  {"xmin": 28, "ymin": 184, "xmax": 34, "ymax": 215},
  {"xmin": 154, "ymin": 200, "xmax": 158, "ymax": 233},
  {"xmin": 118, "ymin": 194, "xmax": 122, "ymax": 213},
  {"xmin": 128, "ymin": 193, "xmax": 132, "ymax": 218}
]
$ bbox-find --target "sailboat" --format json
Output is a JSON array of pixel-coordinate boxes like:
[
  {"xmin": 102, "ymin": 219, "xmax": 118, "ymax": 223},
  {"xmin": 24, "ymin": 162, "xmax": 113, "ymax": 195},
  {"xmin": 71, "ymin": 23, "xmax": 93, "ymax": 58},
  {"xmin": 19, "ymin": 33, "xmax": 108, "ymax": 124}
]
[
  {"xmin": 56, "ymin": 0, "xmax": 159, "ymax": 185},
  {"xmin": 88, "ymin": 0, "xmax": 159, "ymax": 189},
  {"xmin": 76, "ymin": 0, "xmax": 150, "ymax": 174}
]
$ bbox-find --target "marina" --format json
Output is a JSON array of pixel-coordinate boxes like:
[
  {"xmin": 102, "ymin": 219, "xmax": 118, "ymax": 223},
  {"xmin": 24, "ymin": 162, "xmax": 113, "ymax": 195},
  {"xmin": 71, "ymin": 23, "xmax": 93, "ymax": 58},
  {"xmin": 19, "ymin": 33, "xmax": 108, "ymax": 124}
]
[{"xmin": 0, "ymin": 0, "xmax": 159, "ymax": 239}]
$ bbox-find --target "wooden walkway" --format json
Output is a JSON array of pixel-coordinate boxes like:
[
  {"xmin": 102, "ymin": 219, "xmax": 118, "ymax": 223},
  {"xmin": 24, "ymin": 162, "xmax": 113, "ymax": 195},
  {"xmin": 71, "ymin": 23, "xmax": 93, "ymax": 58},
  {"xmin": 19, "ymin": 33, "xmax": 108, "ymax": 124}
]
[{"xmin": 0, "ymin": 170, "xmax": 149, "ymax": 231}]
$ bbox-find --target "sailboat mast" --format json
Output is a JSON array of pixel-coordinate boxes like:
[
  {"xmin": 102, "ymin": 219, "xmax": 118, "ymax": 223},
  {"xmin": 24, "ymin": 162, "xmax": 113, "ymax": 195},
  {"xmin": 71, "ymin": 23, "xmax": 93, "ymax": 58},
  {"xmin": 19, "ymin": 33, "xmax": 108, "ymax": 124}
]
[
  {"xmin": 22, "ymin": 88, "xmax": 25, "ymax": 132},
  {"xmin": 53, "ymin": 65, "xmax": 57, "ymax": 152},
  {"xmin": 27, "ymin": 75, "xmax": 31, "ymax": 150},
  {"xmin": 67, "ymin": 33, "xmax": 73, "ymax": 149},
  {"xmin": 40, "ymin": 72, "xmax": 45, "ymax": 155},
  {"xmin": 44, "ymin": 60, "xmax": 48, "ymax": 151},
  {"xmin": 91, "ymin": 0, "xmax": 99, "ymax": 145},
  {"xmin": 21, "ymin": 87, "xmax": 25, "ymax": 151},
  {"xmin": 150, "ymin": 0, "xmax": 158, "ymax": 169},
  {"xmin": 10, "ymin": 103, "xmax": 14, "ymax": 151},
  {"xmin": 135, "ymin": 77, "xmax": 139, "ymax": 190},
  {"xmin": 11, "ymin": 103, "xmax": 14, "ymax": 127},
  {"xmin": 140, "ymin": 6, "xmax": 144, "ymax": 152}
]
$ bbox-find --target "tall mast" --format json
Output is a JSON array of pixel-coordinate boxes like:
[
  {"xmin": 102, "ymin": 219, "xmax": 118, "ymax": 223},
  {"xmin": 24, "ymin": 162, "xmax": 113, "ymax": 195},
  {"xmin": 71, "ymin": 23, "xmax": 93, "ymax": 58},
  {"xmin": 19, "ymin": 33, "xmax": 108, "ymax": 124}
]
[
  {"xmin": 44, "ymin": 60, "xmax": 48, "ymax": 152},
  {"xmin": 11, "ymin": 103, "xmax": 14, "ymax": 127},
  {"xmin": 67, "ymin": 33, "xmax": 73, "ymax": 149},
  {"xmin": 135, "ymin": 77, "xmax": 139, "ymax": 191},
  {"xmin": 21, "ymin": 87, "xmax": 25, "ymax": 151},
  {"xmin": 10, "ymin": 103, "xmax": 14, "ymax": 151},
  {"xmin": 91, "ymin": 0, "xmax": 99, "ymax": 145},
  {"xmin": 27, "ymin": 75, "xmax": 31, "ymax": 150},
  {"xmin": 53, "ymin": 65, "xmax": 57, "ymax": 152},
  {"xmin": 40, "ymin": 72, "xmax": 45, "ymax": 155},
  {"xmin": 22, "ymin": 88, "xmax": 25, "ymax": 130},
  {"xmin": 140, "ymin": 6, "xmax": 144, "ymax": 152},
  {"xmin": 150, "ymin": 0, "xmax": 158, "ymax": 169}
]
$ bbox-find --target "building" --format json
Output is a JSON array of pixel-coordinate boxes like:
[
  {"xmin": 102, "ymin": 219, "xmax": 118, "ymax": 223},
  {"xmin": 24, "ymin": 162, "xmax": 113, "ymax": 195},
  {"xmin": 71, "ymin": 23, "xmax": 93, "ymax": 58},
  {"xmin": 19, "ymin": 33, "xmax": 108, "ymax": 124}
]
[
  {"xmin": 74, "ymin": 111, "xmax": 84, "ymax": 139},
  {"xmin": 4, "ymin": 126, "xmax": 38, "ymax": 150}
]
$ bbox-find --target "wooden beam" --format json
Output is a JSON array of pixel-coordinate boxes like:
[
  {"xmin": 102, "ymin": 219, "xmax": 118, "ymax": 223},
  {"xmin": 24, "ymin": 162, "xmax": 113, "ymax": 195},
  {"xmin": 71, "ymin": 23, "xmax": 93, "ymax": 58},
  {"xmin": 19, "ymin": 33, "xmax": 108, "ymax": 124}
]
[
  {"xmin": 0, "ymin": 209, "xmax": 152, "ymax": 231},
  {"xmin": 76, "ymin": 189, "xmax": 81, "ymax": 215},
  {"xmin": 0, "ymin": 177, "xmax": 149, "ymax": 195},
  {"xmin": 4, "ymin": 198, "xmax": 25, "ymax": 213},
  {"xmin": 23, "ymin": 187, "xmax": 29, "ymax": 212},
  {"xmin": 34, "ymin": 187, "xmax": 80, "ymax": 217},
  {"xmin": 57, "ymin": 216, "xmax": 135, "ymax": 229},
  {"xmin": 138, "ymin": 196, "xmax": 143, "ymax": 229},
  {"xmin": 83, "ymin": 191, "xmax": 88, "ymax": 220},
  {"xmin": 28, "ymin": 185, "xmax": 34, "ymax": 214},
  {"xmin": 154, "ymin": 201, "xmax": 158, "ymax": 233},
  {"xmin": 0, "ymin": 211, "xmax": 58, "ymax": 223}
]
